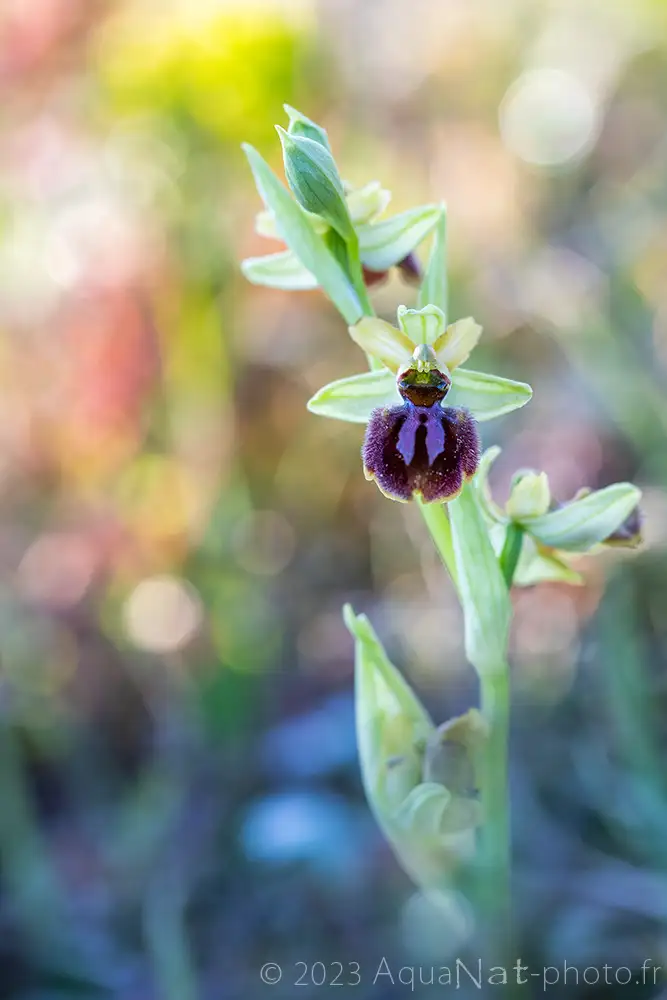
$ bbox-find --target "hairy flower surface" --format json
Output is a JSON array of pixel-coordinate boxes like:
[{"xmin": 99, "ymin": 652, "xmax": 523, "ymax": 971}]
[{"xmin": 362, "ymin": 348, "xmax": 479, "ymax": 503}]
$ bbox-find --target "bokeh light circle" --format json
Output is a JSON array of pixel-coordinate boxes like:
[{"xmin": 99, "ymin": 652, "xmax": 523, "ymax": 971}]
[{"xmin": 499, "ymin": 68, "xmax": 600, "ymax": 167}]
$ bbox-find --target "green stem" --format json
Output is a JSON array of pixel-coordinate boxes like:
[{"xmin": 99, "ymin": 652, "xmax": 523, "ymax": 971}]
[
  {"xmin": 416, "ymin": 497, "xmax": 458, "ymax": 589},
  {"xmin": 479, "ymin": 665, "xmax": 512, "ymax": 961},
  {"xmin": 346, "ymin": 235, "xmax": 375, "ymax": 318},
  {"xmin": 499, "ymin": 522, "xmax": 524, "ymax": 588}
]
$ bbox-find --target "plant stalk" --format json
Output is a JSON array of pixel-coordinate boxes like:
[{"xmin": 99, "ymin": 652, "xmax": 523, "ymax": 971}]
[
  {"xmin": 479, "ymin": 665, "xmax": 511, "ymax": 949},
  {"xmin": 345, "ymin": 235, "xmax": 375, "ymax": 318},
  {"xmin": 499, "ymin": 522, "xmax": 524, "ymax": 588}
]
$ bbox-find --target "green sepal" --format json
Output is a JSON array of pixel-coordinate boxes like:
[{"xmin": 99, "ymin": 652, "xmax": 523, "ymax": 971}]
[
  {"xmin": 241, "ymin": 249, "xmax": 318, "ymax": 290},
  {"xmin": 521, "ymin": 482, "xmax": 642, "ymax": 552},
  {"xmin": 307, "ymin": 369, "xmax": 399, "ymax": 423},
  {"xmin": 397, "ymin": 304, "xmax": 446, "ymax": 346},
  {"xmin": 357, "ymin": 204, "xmax": 442, "ymax": 271},
  {"xmin": 307, "ymin": 368, "xmax": 533, "ymax": 424},
  {"xmin": 447, "ymin": 369, "xmax": 532, "ymax": 421}
]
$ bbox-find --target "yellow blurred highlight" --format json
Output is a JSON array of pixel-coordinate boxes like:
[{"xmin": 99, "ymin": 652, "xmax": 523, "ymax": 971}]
[
  {"xmin": 96, "ymin": 0, "xmax": 316, "ymax": 148},
  {"xmin": 115, "ymin": 454, "xmax": 207, "ymax": 562}
]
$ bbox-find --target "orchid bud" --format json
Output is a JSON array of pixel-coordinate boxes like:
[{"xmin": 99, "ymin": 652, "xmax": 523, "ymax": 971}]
[
  {"xmin": 284, "ymin": 104, "xmax": 331, "ymax": 151},
  {"xmin": 505, "ymin": 471, "xmax": 551, "ymax": 520},
  {"xmin": 276, "ymin": 126, "xmax": 354, "ymax": 241}
]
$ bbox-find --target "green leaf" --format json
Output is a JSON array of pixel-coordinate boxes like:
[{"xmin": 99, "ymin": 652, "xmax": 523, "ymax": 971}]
[
  {"xmin": 307, "ymin": 369, "xmax": 400, "ymax": 423},
  {"xmin": 449, "ymin": 481, "xmax": 511, "ymax": 677},
  {"xmin": 344, "ymin": 605, "xmax": 477, "ymax": 889},
  {"xmin": 276, "ymin": 127, "xmax": 354, "ymax": 240},
  {"xmin": 447, "ymin": 369, "xmax": 533, "ymax": 421},
  {"xmin": 284, "ymin": 104, "xmax": 331, "ymax": 151},
  {"xmin": 344, "ymin": 604, "xmax": 433, "ymax": 818},
  {"xmin": 242, "ymin": 144, "xmax": 362, "ymax": 324},
  {"xmin": 241, "ymin": 250, "xmax": 318, "ymax": 290},
  {"xmin": 521, "ymin": 482, "xmax": 642, "ymax": 552},
  {"xmin": 418, "ymin": 206, "xmax": 447, "ymax": 320},
  {"xmin": 358, "ymin": 204, "xmax": 442, "ymax": 271}
]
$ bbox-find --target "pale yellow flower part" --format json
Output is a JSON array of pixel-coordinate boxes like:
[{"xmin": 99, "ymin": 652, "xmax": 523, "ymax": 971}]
[
  {"xmin": 348, "ymin": 317, "xmax": 415, "ymax": 373},
  {"xmin": 349, "ymin": 308, "xmax": 483, "ymax": 375},
  {"xmin": 345, "ymin": 180, "xmax": 391, "ymax": 225},
  {"xmin": 506, "ymin": 471, "xmax": 551, "ymax": 520},
  {"xmin": 433, "ymin": 318, "xmax": 483, "ymax": 371}
]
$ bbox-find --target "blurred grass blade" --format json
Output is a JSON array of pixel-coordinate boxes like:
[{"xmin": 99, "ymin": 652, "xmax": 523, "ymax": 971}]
[
  {"xmin": 449, "ymin": 481, "xmax": 511, "ymax": 676},
  {"xmin": 241, "ymin": 250, "xmax": 318, "ymax": 290},
  {"xmin": 242, "ymin": 144, "xmax": 362, "ymax": 323},
  {"xmin": 523, "ymin": 482, "xmax": 642, "ymax": 551},
  {"xmin": 447, "ymin": 369, "xmax": 533, "ymax": 421},
  {"xmin": 307, "ymin": 369, "xmax": 399, "ymax": 422},
  {"xmin": 418, "ymin": 206, "xmax": 447, "ymax": 320},
  {"xmin": 358, "ymin": 204, "xmax": 442, "ymax": 271}
]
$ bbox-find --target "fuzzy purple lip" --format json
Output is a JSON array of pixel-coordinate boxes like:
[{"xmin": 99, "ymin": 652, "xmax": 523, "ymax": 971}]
[{"xmin": 362, "ymin": 401, "xmax": 480, "ymax": 504}]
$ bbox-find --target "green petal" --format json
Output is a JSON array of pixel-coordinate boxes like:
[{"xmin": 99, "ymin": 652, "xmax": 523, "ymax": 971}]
[
  {"xmin": 418, "ymin": 207, "xmax": 447, "ymax": 320},
  {"xmin": 358, "ymin": 204, "xmax": 442, "ymax": 271},
  {"xmin": 241, "ymin": 250, "xmax": 318, "ymax": 290},
  {"xmin": 307, "ymin": 369, "xmax": 400, "ymax": 423},
  {"xmin": 447, "ymin": 369, "xmax": 533, "ymax": 421},
  {"xmin": 242, "ymin": 144, "xmax": 362, "ymax": 324},
  {"xmin": 521, "ymin": 483, "xmax": 643, "ymax": 552}
]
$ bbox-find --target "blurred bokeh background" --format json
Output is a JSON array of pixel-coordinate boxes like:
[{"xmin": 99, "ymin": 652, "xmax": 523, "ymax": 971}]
[{"xmin": 2, "ymin": 0, "xmax": 667, "ymax": 996}]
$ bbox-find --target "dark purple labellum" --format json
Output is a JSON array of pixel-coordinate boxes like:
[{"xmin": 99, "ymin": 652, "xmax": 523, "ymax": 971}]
[
  {"xmin": 396, "ymin": 251, "xmax": 422, "ymax": 286},
  {"xmin": 362, "ymin": 402, "xmax": 480, "ymax": 504},
  {"xmin": 361, "ymin": 253, "xmax": 422, "ymax": 290}
]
